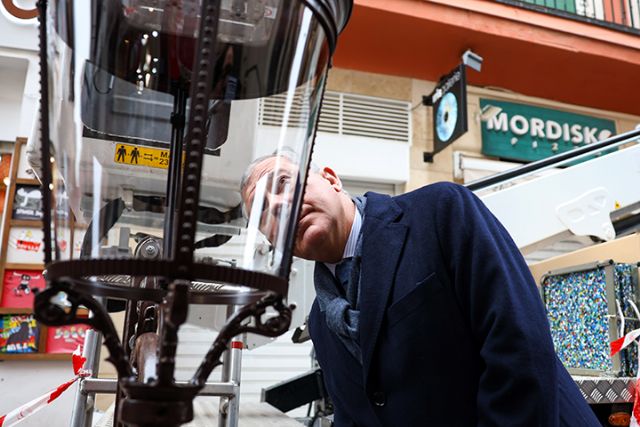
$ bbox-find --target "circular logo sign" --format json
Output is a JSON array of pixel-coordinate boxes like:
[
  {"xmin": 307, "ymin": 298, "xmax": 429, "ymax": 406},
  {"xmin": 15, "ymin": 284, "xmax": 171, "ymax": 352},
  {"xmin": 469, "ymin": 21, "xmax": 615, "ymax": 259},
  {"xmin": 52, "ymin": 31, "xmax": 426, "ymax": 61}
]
[{"xmin": 436, "ymin": 92, "xmax": 458, "ymax": 143}]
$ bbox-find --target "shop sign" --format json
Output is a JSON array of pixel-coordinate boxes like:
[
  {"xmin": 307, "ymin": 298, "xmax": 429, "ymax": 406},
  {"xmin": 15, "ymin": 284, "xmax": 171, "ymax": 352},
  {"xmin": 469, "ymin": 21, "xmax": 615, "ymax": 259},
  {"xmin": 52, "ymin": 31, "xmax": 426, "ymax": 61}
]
[
  {"xmin": 431, "ymin": 64, "xmax": 468, "ymax": 148},
  {"xmin": 480, "ymin": 99, "xmax": 616, "ymax": 162},
  {"xmin": 423, "ymin": 64, "xmax": 469, "ymax": 162},
  {"xmin": 1, "ymin": 0, "xmax": 37, "ymax": 24}
]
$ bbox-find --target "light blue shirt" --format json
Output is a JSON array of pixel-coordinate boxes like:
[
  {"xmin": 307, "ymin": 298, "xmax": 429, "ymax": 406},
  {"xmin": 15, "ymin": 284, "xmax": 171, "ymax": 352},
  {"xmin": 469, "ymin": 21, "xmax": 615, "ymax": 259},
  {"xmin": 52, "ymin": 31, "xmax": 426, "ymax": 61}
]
[{"xmin": 325, "ymin": 201, "xmax": 361, "ymax": 275}]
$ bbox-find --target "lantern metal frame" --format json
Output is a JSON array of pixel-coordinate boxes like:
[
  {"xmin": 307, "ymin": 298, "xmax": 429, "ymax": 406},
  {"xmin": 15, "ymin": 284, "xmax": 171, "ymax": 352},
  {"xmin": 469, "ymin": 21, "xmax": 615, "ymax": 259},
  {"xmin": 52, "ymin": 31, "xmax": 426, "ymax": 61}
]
[{"xmin": 32, "ymin": 1, "xmax": 352, "ymax": 425}]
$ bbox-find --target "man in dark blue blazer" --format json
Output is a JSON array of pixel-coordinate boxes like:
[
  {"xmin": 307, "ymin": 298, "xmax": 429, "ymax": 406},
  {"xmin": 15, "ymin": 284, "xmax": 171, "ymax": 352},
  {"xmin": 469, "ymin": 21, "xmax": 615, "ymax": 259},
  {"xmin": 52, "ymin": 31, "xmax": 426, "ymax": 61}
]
[{"xmin": 241, "ymin": 156, "xmax": 600, "ymax": 426}]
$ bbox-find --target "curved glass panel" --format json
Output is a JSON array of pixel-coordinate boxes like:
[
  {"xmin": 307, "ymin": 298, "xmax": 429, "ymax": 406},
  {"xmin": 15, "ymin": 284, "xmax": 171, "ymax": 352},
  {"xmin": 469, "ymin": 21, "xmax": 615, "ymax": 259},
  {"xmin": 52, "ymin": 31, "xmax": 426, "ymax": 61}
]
[{"xmin": 44, "ymin": 0, "xmax": 330, "ymax": 285}]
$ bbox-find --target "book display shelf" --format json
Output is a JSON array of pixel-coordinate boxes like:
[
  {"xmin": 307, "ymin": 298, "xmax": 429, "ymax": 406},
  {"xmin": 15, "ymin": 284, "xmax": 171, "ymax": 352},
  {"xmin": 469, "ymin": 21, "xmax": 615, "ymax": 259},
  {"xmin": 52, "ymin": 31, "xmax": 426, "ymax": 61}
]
[{"xmin": 0, "ymin": 138, "xmax": 88, "ymax": 360}]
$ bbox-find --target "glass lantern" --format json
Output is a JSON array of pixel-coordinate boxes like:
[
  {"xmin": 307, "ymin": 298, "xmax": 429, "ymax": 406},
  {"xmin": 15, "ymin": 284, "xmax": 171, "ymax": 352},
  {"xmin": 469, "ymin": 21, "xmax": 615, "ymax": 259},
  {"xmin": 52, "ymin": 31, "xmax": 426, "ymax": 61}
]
[{"xmin": 33, "ymin": 1, "xmax": 352, "ymax": 425}]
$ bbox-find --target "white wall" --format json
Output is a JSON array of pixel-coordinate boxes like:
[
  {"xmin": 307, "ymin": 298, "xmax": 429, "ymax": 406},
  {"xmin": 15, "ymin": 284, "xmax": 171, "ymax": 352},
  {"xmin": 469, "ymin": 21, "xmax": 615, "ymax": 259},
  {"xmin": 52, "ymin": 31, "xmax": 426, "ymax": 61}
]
[
  {"xmin": 0, "ymin": 48, "xmax": 39, "ymax": 142},
  {"xmin": 0, "ymin": 1, "xmax": 39, "ymax": 140},
  {"xmin": 0, "ymin": 4, "xmax": 37, "ymax": 52},
  {"xmin": 313, "ymin": 132, "xmax": 410, "ymax": 184},
  {"xmin": 0, "ymin": 55, "xmax": 28, "ymax": 141}
]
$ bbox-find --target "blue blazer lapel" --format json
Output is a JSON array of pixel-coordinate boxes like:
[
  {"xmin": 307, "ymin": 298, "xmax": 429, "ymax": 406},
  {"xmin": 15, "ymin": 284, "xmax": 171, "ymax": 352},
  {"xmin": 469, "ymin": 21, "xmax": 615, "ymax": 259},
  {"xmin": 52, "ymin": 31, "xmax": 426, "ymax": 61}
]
[{"xmin": 359, "ymin": 193, "xmax": 408, "ymax": 386}]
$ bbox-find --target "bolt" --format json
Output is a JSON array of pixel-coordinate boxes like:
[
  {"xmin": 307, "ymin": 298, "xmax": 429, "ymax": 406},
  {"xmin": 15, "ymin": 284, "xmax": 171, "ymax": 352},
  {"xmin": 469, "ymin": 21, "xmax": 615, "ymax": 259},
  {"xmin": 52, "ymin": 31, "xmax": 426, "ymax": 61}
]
[
  {"xmin": 220, "ymin": 399, "xmax": 229, "ymax": 415},
  {"xmin": 141, "ymin": 242, "xmax": 160, "ymax": 259}
]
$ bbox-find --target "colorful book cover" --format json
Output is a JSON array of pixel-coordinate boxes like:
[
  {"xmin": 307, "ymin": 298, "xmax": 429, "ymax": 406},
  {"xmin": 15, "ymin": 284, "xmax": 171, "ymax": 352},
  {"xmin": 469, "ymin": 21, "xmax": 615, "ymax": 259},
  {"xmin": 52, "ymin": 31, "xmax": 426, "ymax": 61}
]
[
  {"xmin": 0, "ymin": 270, "xmax": 45, "ymax": 308},
  {"xmin": 46, "ymin": 324, "xmax": 88, "ymax": 354},
  {"xmin": 6, "ymin": 227, "xmax": 45, "ymax": 264},
  {"xmin": 0, "ymin": 314, "xmax": 39, "ymax": 353}
]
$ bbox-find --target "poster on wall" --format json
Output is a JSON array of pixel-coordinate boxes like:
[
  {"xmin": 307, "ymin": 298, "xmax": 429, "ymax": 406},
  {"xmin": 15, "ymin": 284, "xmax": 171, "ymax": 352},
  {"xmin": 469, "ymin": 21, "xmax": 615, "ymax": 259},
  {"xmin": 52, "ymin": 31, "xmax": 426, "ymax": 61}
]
[
  {"xmin": 0, "ymin": 269, "xmax": 45, "ymax": 308},
  {"xmin": 6, "ymin": 227, "xmax": 44, "ymax": 263},
  {"xmin": 12, "ymin": 184, "xmax": 43, "ymax": 220},
  {"xmin": 0, "ymin": 314, "xmax": 40, "ymax": 353},
  {"xmin": 46, "ymin": 324, "xmax": 89, "ymax": 354}
]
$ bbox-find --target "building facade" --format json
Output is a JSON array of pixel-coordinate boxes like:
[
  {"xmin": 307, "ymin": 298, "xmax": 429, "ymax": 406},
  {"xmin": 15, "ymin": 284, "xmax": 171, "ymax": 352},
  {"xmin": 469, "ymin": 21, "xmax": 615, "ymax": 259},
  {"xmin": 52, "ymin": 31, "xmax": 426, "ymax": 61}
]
[
  {"xmin": 327, "ymin": 0, "xmax": 640, "ymax": 191},
  {"xmin": 1, "ymin": 0, "xmax": 639, "ymax": 424}
]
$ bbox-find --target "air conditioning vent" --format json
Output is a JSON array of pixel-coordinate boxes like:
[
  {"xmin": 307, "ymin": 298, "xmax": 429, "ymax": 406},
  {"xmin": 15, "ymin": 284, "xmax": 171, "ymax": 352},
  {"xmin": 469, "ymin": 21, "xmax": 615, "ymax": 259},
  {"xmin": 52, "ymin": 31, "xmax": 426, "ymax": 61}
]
[
  {"xmin": 259, "ymin": 89, "xmax": 313, "ymax": 130},
  {"xmin": 259, "ymin": 91, "xmax": 411, "ymax": 143}
]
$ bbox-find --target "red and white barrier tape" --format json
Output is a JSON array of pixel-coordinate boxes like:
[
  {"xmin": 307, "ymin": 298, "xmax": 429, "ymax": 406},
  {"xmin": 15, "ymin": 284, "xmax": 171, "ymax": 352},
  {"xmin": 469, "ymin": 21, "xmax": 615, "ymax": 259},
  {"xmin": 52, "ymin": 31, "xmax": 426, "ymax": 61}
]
[
  {"xmin": 632, "ymin": 379, "xmax": 640, "ymax": 427},
  {"xmin": 611, "ymin": 327, "xmax": 640, "ymax": 427},
  {"xmin": 611, "ymin": 328, "xmax": 640, "ymax": 358},
  {"xmin": 0, "ymin": 346, "xmax": 91, "ymax": 427}
]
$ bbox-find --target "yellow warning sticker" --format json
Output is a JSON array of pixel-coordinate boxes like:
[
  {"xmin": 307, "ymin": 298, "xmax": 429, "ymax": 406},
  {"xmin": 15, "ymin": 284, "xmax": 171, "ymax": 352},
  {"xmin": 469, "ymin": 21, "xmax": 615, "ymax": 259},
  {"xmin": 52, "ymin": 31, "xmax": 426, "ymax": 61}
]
[{"xmin": 114, "ymin": 143, "xmax": 170, "ymax": 169}]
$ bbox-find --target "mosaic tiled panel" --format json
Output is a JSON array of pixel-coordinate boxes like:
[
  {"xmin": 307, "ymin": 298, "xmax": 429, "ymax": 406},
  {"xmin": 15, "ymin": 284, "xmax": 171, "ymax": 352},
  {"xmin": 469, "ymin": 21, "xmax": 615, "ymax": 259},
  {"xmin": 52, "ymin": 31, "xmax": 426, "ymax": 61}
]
[
  {"xmin": 615, "ymin": 264, "xmax": 639, "ymax": 377},
  {"xmin": 543, "ymin": 268, "xmax": 613, "ymax": 373}
]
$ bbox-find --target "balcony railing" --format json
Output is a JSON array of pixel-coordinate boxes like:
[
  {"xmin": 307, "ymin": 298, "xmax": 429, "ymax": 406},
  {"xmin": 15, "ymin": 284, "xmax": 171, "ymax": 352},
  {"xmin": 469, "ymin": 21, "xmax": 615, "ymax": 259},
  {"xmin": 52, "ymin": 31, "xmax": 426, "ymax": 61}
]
[{"xmin": 498, "ymin": 0, "xmax": 640, "ymax": 32}]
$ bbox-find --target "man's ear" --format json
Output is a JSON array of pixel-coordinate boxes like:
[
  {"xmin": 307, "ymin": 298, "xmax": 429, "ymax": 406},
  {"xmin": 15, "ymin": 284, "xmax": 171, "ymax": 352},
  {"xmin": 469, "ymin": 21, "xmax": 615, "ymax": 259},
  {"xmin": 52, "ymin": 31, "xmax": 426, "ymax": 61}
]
[{"xmin": 321, "ymin": 167, "xmax": 342, "ymax": 192}]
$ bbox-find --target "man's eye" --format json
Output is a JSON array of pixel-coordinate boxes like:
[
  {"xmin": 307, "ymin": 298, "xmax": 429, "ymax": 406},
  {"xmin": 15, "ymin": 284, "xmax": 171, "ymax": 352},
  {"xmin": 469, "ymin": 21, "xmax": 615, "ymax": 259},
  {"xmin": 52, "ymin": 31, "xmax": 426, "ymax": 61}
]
[{"xmin": 276, "ymin": 175, "xmax": 291, "ymax": 193}]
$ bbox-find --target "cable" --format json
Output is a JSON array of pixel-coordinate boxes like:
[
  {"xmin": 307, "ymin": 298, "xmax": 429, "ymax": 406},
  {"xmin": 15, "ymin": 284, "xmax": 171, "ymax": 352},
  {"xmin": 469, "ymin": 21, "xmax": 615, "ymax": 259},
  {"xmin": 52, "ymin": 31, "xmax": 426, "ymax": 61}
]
[
  {"xmin": 410, "ymin": 101, "xmax": 424, "ymax": 111},
  {"xmin": 616, "ymin": 299, "xmax": 625, "ymax": 337},
  {"xmin": 628, "ymin": 299, "xmax": 640, "ymax": 323}
]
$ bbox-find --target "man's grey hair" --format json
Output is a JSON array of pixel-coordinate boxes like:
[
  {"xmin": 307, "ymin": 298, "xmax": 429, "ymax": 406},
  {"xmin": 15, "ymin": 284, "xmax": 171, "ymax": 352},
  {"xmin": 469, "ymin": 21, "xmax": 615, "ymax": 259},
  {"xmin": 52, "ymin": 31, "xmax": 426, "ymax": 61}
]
[
  {"xmin": 239, "ymin": 149, "xmax": 320, "ymax": 199},
  {"xmin": 239, "ymin": 149, "xmax": 347, "ymax": 219},
  {"xmin": 239, "ymin": 149, "xmax": 320, "ymax": 219}
]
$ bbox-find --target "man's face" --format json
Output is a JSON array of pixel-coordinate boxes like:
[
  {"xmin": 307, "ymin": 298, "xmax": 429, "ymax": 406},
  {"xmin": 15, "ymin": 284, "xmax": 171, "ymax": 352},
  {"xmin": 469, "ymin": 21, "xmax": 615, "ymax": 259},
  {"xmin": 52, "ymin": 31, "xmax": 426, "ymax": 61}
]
[{"xmin": 242, "ymin": 157, "xmax": 345, "ymax": 262}]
